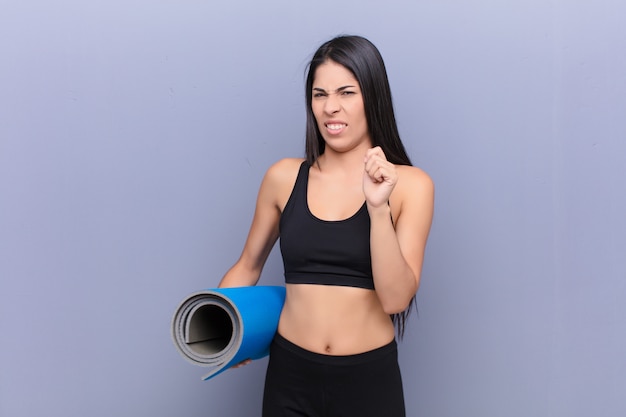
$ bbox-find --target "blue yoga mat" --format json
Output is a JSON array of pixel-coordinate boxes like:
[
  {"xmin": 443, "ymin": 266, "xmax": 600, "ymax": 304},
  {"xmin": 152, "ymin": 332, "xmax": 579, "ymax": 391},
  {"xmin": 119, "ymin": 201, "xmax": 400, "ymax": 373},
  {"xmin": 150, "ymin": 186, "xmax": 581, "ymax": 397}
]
[{"xmin": 171, "ymin": 286, "xmax": 286, "ymax": 380}]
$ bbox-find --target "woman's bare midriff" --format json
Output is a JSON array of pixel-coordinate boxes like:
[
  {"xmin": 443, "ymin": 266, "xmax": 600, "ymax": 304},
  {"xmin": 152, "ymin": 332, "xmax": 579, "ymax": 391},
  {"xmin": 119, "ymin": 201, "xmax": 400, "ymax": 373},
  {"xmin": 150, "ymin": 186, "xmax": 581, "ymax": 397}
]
[{"xmin": 276, "ymin": 283, "xmax": 396, "ymax": 355}]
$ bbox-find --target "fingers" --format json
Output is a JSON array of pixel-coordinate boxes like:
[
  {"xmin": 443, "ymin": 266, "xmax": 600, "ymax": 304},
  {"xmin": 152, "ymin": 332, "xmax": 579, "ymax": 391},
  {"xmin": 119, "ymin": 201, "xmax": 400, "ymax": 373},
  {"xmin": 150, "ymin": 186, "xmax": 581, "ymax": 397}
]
[
  {"xmin": 364, "ymin": 147, "xmax": 396, "ymax": 184},
  {"xmin": 232, "ymin": 359, "xmax": 252, "ymax": 368}
]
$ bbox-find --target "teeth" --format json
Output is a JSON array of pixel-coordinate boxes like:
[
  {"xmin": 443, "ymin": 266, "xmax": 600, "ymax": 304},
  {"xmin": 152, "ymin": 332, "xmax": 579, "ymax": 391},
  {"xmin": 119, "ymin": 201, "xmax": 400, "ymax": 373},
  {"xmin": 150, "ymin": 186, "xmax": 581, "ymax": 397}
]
[{"xmin": 327, "ymin": 124, "xmax": 346, "ymax": 130}]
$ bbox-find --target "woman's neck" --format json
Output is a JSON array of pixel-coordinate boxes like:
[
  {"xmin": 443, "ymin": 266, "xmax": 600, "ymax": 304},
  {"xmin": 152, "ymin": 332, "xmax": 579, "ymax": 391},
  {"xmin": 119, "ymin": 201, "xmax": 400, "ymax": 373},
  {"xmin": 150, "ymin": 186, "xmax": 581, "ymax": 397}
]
[{"xmin": 316, "ymin": 142, "xmax": 372, "ymax": 174}]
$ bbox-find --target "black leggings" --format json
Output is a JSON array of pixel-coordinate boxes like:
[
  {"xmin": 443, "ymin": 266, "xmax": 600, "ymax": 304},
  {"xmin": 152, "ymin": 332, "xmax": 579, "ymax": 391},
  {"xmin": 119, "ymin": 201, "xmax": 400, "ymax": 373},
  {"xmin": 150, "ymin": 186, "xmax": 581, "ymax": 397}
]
[{"xmin": 262, "ymin": 334, "xmax": 406, "ymax": 417}]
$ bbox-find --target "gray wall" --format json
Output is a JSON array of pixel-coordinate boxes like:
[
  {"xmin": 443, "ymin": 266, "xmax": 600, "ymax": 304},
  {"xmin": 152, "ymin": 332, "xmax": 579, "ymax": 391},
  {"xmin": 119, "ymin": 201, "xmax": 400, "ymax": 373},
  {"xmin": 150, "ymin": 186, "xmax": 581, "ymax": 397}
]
[{"xmin": 1, "ymin": 1, "xmax": 624, "ymax": 416}]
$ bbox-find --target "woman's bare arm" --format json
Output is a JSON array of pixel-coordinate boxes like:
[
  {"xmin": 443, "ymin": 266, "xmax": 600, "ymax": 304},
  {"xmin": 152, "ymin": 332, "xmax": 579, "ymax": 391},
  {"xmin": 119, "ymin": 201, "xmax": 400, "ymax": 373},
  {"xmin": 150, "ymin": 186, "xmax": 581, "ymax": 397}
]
[
  {"xmin": 364, "ymin": 148, "xmax": 434, "ymax": 313},
  {"xmin": 218, "ymin": 159, "xmax": 301, "ymax": 288}
]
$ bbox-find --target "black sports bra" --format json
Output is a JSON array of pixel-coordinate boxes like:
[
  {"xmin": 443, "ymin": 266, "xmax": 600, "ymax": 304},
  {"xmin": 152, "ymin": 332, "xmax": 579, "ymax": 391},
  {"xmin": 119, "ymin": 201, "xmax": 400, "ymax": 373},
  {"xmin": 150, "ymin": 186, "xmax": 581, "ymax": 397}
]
[{"xmin": 279, "ymin": 161, "xmax": 374, "ymax": 290}]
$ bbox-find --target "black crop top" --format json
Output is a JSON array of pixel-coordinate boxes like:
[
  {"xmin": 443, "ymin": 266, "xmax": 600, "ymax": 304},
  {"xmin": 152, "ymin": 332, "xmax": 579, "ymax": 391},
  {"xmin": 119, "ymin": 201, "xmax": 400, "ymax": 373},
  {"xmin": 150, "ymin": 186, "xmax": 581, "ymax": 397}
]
[{"xmin": 279, "ymin": 161, "xmax": 374, "ymax": 290}]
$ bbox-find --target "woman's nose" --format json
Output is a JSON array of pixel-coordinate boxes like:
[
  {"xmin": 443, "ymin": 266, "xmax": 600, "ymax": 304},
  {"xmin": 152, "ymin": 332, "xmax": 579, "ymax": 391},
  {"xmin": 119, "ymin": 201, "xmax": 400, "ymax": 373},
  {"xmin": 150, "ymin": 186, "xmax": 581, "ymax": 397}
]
[{"xmin": 324, "ymin": 94, "xmax": 340, "ymax": 114}]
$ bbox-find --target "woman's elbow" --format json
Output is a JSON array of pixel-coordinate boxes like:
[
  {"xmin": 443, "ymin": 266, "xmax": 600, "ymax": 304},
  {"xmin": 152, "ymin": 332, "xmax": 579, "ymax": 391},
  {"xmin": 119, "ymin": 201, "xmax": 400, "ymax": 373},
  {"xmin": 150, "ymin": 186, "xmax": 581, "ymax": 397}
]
[
  {"xmin": 382, "ymin": 303, "xmax": 406, "ymax": 315},
  {"xmin": 380, "ymin": 293, "xmax": 415, "ymax": 315}
]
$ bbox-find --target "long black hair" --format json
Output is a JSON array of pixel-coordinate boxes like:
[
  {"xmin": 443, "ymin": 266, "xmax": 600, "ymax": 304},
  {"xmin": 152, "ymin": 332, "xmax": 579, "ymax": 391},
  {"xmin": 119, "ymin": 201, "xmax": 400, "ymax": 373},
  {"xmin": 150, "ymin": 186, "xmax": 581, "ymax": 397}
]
[{"xmin": 304, "ymin": 35, "xmax": 416, "ymax": 338}]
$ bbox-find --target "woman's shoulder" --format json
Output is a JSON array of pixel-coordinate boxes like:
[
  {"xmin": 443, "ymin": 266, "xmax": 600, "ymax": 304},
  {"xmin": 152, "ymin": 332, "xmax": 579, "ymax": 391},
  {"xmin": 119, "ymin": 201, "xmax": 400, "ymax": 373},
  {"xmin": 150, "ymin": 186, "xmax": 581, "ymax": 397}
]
[
  {"xmin": 393, "ymin": 164, "xmax": 434, "ymax": 208},
  {"xmin": 392, "ymin": 165, "xmax": 434, "ymax": 224},
  {"xmin": 266, "ymin": 158, "xmax": 305, "ymax": 179},
  {"xmin": 261, "ymin": 158, "xmax": 306, "ymax": 190},
  {"xmin": 396, "ymin": 164, "xmax": 434, "ymax": 191},
  {"xmin": 269, "ymin": 157, "xmax": 306, "ymax": 171}
]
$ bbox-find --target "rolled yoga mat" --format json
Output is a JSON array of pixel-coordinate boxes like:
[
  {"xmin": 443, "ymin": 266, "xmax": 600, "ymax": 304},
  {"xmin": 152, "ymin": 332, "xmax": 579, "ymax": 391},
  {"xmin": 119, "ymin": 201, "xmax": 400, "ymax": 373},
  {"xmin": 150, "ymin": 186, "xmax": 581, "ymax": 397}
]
[{"xmin": 171, "ymin": 285, "xmax": 286, "ymax": 380}]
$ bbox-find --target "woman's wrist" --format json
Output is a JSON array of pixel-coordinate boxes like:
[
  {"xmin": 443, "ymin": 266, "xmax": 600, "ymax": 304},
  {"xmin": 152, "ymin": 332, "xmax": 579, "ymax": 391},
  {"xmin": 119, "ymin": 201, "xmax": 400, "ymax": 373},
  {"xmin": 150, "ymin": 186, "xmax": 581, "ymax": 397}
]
[{"xmin": 367, "ymin": 202, "xmax": 393, "ymax": 224}]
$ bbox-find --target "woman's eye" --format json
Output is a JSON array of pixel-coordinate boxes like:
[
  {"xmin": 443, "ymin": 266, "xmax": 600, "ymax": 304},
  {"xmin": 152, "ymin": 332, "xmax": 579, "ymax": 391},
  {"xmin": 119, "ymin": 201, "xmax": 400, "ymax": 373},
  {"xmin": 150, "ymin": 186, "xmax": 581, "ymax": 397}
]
[
  {"xmin": 313, "ymin": 92, "xmax": 326, "ymax": 98},
  {"xmin": 341, "ymin": 91, "xmax": 355, "ymax": 96}
]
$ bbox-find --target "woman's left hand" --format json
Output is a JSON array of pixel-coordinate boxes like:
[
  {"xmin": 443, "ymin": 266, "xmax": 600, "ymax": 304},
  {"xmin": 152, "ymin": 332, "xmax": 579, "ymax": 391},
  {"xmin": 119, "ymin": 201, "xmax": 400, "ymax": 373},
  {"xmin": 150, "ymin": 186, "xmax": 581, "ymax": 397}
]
[{"xmin": 363, "ymin": 146, "xmax": 398, "ymax": 208}]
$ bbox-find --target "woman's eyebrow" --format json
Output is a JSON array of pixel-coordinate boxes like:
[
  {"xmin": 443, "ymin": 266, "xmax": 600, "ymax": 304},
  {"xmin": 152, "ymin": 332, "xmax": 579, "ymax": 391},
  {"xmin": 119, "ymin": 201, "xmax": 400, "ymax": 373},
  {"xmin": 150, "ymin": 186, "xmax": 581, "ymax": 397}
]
[{"xmin": 312, "ymin": 85, "xmax": 357, "ymax": 93}]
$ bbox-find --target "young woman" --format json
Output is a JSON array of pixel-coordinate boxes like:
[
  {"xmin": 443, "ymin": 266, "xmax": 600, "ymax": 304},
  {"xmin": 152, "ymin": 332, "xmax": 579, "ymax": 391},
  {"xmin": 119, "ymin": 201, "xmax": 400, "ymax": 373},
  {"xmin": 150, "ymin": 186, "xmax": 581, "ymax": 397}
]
[{"xmin": 218, "ymin": 35, "xmax": 434, "ymax": 417}]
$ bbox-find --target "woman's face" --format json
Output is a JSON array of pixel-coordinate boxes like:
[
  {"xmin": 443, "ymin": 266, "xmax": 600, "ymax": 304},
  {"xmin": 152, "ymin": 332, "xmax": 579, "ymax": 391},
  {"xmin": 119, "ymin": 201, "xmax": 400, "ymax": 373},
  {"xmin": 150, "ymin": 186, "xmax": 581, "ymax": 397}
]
[{"xmin": 311, "ymin": 60, "xmax": 371, "ymax": 154}]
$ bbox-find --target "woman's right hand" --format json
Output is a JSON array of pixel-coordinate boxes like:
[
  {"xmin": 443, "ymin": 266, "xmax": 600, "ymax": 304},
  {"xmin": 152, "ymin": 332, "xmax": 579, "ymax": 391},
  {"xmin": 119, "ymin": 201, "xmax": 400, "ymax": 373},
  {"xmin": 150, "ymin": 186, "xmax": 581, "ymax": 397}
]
[{"xmin": 232, "ymin": 359, "xmax": 252, "ymax": 368}]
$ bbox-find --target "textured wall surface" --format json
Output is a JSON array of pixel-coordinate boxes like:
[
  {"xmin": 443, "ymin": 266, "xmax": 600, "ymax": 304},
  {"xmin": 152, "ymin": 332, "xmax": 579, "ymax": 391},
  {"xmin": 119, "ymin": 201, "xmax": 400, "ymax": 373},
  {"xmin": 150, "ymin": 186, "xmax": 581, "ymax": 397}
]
[{"xmin": 1, "ymin": 1, "xmax": 624, "ymax": 416}]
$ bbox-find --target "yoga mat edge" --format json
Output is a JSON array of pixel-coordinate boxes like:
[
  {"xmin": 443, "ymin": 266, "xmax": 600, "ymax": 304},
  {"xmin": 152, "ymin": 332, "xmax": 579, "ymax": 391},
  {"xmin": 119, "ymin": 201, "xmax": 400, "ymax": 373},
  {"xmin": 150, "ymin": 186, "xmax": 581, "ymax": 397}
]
[{"xmin": 171, "ymin": 285, "xmax": 286, "ymax": 380}]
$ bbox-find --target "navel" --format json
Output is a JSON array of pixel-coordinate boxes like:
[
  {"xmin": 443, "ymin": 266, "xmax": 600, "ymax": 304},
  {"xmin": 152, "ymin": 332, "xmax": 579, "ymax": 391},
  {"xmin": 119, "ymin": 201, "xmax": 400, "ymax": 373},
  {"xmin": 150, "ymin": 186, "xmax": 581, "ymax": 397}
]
[{"xmin": 325, "ymin": 345, "xmax": 332, "ymax": 354}]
